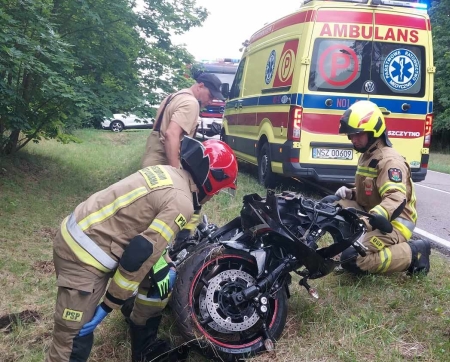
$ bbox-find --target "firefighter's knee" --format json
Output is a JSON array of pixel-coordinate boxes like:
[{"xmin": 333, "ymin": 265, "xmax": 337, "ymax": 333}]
[{"xmin": 340, "ymin": 247, "xmax": 367, "ymax": 275}]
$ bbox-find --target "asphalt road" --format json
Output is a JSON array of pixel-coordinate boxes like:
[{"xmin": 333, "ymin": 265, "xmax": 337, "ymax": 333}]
[{"xmin": 415, "ymin": 170, "xmax": 450, "ymax": 242}]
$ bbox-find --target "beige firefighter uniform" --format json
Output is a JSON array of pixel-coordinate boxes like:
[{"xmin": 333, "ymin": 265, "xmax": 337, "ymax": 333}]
[
  {"xmin": 46, "ymin": 165, "xmax": 197, "ymax": 362},
  {"xmin": 141, "ymin": 89, "xmax": 199, "ymax": 168},
  {"xmin": 344, "ymin": 138, "xmax": 417, "ymax": 273}
]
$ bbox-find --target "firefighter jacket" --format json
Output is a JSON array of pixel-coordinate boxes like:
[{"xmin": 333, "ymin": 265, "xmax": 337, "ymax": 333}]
[
  {"xmin": 352, "ymin": 138, "xmax": 417, "ymax": 240},
  {"xmin": 141, "ymin": 89, "xmax": 199, "ymax": 168},
  {"xmin": 53, "ymin": 165, "xmax": 197, "ymax": 310}
]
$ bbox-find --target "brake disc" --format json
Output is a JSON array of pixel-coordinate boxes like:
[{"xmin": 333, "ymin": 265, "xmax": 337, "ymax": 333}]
[{"xmin": 199, "ymin": 269, "xmax": 260, "ymax": 332}]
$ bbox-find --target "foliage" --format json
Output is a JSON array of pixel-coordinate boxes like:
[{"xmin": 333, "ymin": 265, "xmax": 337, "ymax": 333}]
[
  {"xmin": 430, "ymin": 0, "xmax": 450, "ymax": 134},
  {"xmin": 0, "ymin": 0, "xmax": 207, "ymax": 154}
]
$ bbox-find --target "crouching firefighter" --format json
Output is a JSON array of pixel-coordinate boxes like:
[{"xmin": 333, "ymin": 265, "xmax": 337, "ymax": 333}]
[
  {"xmin": 335, "ymin": 101, "xmax": 431, "ymax": 275},
  {"xmin": 45, "ymin": 137, "xmax": 238, "ymax": 362}
]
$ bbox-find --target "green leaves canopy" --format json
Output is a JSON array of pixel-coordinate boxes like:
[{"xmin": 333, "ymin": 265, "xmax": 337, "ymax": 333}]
[
  {"xmin": 430, "ymin": 0, "xmax": 450, "ymax": 133},
  {"xmin": 0, "ymin": 0, "xmax": 207, "ymax": 154}
]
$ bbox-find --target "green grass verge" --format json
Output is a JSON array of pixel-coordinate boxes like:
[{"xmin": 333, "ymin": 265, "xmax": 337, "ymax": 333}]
[
  {"xmin": 428, "ymin": 152, "xmax": 450, "ymax": 174},
  {"xmin": 0, "ymin": 129, "xmax": 449, "ymax": 361}
]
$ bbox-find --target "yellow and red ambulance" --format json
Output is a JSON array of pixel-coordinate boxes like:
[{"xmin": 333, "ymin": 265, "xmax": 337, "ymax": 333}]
[{"xmin": 222, "ymin": 0, "xmax": 434, "ymax": 187}]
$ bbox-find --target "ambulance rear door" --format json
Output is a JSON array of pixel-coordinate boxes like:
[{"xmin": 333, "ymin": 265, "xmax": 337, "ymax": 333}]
[
  {"xmin": 367, "ymin": 6, "xmax": 432, "ymax": 182},
  {"xmin": 300, "ymin": 4, "xmax": 376, "ymax": 182}
]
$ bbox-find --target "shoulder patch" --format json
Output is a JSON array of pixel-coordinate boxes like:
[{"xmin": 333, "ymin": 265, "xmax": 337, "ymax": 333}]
[
  {"xmin": 388, "ymin": 168, "xmax": 402, "ymax": 182},
  {"xmin": 175, "ymin": 213, "xmax": 187, "ymax": 230}
]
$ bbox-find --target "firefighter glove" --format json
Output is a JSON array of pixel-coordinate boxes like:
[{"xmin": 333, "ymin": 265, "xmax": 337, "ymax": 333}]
[
  {"xmin": 78, "ymin": 304, "xmax": 110, "ymax": 336},
  {"xmin": 147, "ymin": 269, "xmax": 177, "ymax": 299},
  {"xmin": 150, "ymin": 254, "xmax": 174, "ymax": 300},
  {"xmin": 335, "ymin": 186, "xmax": 353, "ymax": 200}
]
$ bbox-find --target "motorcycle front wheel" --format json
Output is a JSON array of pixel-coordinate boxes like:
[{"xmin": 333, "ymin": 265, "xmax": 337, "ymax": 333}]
[{"xmin": 171, "ymin": 244, "xmax": 288, "ymax": 361}]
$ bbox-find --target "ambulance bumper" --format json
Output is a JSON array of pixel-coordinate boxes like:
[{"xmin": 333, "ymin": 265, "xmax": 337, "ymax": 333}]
[
  {"xmin": 283, "ymin": 162, "xmax": 357, "ymax": 183},
  {"xmin": 410, "ymin": 168, "xmax": 427, "ymax": 183}
]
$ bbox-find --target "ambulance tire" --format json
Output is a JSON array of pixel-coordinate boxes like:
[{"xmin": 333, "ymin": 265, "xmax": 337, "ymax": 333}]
[
  {"xmin": 220, "ymin": 128, "xmax": 228, "ymax": 144},
  {"xmin": 258, "ymin": 142, "xmax": 277, "ymax": 188}
]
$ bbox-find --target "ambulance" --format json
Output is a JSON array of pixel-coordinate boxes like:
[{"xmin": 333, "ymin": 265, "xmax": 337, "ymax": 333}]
[{"xmin": 222, "ymin": 0, "xmax": 434, "ymax": 187}]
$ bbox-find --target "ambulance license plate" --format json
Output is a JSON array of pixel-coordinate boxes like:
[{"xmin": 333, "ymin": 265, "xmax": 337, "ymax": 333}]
[{"xmin": 312, "ymin": 148, "xmax": 353, "ymax": 160}]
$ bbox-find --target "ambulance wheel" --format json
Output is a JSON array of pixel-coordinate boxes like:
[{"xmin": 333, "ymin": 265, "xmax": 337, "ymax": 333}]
[
  {"xmin": 258, "ymin": 142, "xmax": 277, "ymax": 188},
  {"xmin": 220, "ymin": 129, "xmax": 228, "ymax": 144}
]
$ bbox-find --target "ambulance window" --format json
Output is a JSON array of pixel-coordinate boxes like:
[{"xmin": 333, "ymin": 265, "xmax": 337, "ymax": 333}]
[
  {"xmin": 308, "ymin": 39, "xmax": 425, "ymax": 97},
  {"xmin": 309, "ymin": 39, "xmax": 370, "ymax": 93},
  {"xmin": 229, "ymin": 58, "xmax": 246, "ymax": 100},
  {"xmin": 373, "ymin": 42, "xmax": 425, "ymax": 97}
]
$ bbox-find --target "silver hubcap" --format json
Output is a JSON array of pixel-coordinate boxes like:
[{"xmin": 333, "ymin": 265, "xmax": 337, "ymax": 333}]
[{"xmin": 111, "ymin": 123, "xmax": 122, "ymax": 132}]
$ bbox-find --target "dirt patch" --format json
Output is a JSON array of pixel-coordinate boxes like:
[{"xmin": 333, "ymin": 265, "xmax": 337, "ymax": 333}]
[
  {"xmin": 0, "ymin": 310, "xmax": 41, "ymax": 333},
  {"xmin": 32, "ymin": 260, "xmax": 55, "ymax": 274},
  {"xmin": 393, "ymin": 341, "xmax": 426, "ymax": 359},
  {"xmin": 106, "ymin": 132, "xmax": 129, "ymax": 146},
  {"xmin": 37, "ymin": 227, "xmax": 58, "ymax": 240}
]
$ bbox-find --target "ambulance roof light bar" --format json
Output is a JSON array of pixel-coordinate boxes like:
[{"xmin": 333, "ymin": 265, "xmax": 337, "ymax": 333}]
[
  {"xmin": 303, "ymin": 0, "xmax": 427, "ymax": 9},
  {"xmin": 378, "ymin": 0, "xmax": 427, "ymax": 9}
]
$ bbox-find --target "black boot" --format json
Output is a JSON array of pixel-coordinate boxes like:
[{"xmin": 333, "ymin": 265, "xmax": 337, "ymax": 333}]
[
  {"xmin": 129, "ymin": 316, "xmax": 188, "ymax": 362},
  {"xmin": 407, "ymin": 239, "xmax": 431, "ymax": 275}
]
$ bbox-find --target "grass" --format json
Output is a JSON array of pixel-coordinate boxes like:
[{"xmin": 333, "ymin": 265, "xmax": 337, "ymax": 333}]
[
  {"xmin": 428, "ymin": 152, "xmax": 450, "ymax": 174},
  {"xmin": 0, "ymin": 129, "xmax": 449, "ymax": 362}
]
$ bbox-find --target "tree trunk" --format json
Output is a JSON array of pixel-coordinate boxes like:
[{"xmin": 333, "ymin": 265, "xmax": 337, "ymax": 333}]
[{"xmin": 3, "ymin": 129, "xmax": 20, "ymax": 155}]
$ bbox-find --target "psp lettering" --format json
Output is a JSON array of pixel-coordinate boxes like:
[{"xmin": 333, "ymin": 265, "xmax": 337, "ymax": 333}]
[
  {"xmin": 62, "ymin": 308, "xmax": 83, "ymax": 322},
  {"xmin": 320, "ymin": 24, "xmax": 419, "ymax": 43}
]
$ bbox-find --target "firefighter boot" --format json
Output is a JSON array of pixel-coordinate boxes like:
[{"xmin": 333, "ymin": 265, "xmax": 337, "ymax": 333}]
[
  {"xmin": 130, "ymin": 316, "xmax": 188, "ymax": 362},
  {"xmin": 407, "ymin": 239, "xmax": 431, "ymax": 275}
]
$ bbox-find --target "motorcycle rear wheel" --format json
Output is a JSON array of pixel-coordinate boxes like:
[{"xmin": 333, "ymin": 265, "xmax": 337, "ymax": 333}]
[{"xmin": 171, "ymin": 244, "xmax": 288, "ymax": 361}]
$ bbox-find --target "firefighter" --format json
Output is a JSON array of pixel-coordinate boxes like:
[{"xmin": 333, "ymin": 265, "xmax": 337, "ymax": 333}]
[
  {"xmin": 141, "ymin": 73, "xmax": 225, "ymax": 247},
  {"xmin": 141, "ymin": 73, "xmax": 224, "ymax": 169},
  {"xmin": 45, "ymin": 138, "xmax": 238, "ymax": 362},
  {"xmin": 335, "ymin": 101, "xmax": 430, "ymax": 275}
]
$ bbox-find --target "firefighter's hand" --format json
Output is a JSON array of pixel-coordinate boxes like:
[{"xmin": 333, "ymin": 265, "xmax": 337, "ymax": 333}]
[
  {"xmin": 335, "ymin": 186, "xmax": 353, "ymax": 200},
  {"xmin": 78, "ymin": 304, "xmax": 109, "ymax": 336}
]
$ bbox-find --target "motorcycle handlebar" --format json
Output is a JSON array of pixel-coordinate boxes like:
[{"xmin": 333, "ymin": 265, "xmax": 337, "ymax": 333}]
[{"xmin": 319, "ymin": 195, "xmax": 393, "ymax": 234}]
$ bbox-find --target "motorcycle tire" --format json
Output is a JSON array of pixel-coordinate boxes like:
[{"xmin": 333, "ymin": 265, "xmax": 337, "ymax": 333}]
[{"xmin": 171, "ymin": 243, "xmax": 288, "ymax": 361}]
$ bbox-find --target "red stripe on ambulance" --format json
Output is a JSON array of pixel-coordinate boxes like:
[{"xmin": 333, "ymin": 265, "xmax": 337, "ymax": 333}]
[
  {"xmin": 375, "ymin": 13, "xmax": 427, "ymax": 30},
  {"xmin": 301, "ymin": 114, "xmax": 424, "ymax": 138},
  {"xmin": 316, "ymin": 10, "xmax": 372, "ymax": 24},
  {"xmin": 249, "ymin": 10, "xmax": 315, "ymax": 43}
]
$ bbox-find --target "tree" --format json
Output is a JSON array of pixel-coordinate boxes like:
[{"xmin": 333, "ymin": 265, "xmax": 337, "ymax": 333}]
[
  {"xmin": 430, "ymin": 0, "xmax": 450, "ymax": 135},
  {"xmin": 0, "ymin": 0, "xmax": 207, "ymax": 155}
]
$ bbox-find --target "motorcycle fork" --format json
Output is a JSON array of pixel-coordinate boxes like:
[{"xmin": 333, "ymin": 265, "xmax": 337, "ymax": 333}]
[{"xmin": 231, "ymin": 258, "xmax": 295, "ymax": 306}]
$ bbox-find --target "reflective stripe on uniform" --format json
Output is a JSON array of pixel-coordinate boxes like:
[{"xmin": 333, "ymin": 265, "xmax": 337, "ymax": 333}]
[
  {"xmin": 379, "ymin": 182, "xmax": 406, "ymax": 197},
  {"xmin": 183, "ymin": 213, "xmax": 199, "ymax": 231},
  {"xmin": 78, "ymin": 187, "xmax": 148, "ymax": 231},
  {"xmin": 376, "ymin": 247, "xmax": 392, "ymax": 273},
  {"xmin": 392, "ymin": 217, "xmax": 415, "ymax": 240},
  {"xmin": 356, "ymin": 166, "xmax": 377, "ymax": 178},
  {"xmin": 371, "ymin": 205, "xmax": 389, "ymax": 220},
  {"xmin": 135, "ymin": 289, "xmax": 170, "ymax": 307},
  {"xmin": 149, "ymin": 219, "xmax": 174, "ymax": 243},
  {"xmin": 112, "ymin": 269, "xmax": 139, "ymax": 292},
  {"xmin": 61, "ymin": 215, "xmax": 118, "ymax": 272},
  {"xmin": 409, "ymin": 179, "xmax": 418, "ymax": 223}
]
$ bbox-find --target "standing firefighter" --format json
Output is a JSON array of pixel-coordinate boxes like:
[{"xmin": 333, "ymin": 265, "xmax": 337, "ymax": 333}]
[
  {"xmin": 46, "ymin": 138, "xmax": 238, "ymax": 362},
  {"xmin": 141, "ymin": 73, "xmax": 225, "ymax": 244},
  {"xmin": 335, "ymin": 101, "xmax": 430, "ymax": 275}
]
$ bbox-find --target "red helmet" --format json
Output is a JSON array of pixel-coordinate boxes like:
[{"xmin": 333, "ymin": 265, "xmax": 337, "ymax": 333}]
[
  {"xmin": 202, "ymin": 139, "xmax": 238, "ymax": 195},
  {"xmin": 180, "ymin": 137, "xmax": 238, "ymax": 196}
]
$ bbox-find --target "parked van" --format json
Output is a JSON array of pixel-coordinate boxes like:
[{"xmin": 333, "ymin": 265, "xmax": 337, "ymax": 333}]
[{"xmin": 222, "ymin": 0, "xmax": 434, "ymax": 187}]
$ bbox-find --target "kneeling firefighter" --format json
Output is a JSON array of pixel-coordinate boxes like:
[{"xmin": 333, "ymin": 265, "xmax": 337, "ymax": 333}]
[
  {"xmin": 335, "ymin": 101, "xmax": 430, "ymax": 275},
  {"xmin": 46, "ymin": 137, "xmax": 238, "ymax": 362}
]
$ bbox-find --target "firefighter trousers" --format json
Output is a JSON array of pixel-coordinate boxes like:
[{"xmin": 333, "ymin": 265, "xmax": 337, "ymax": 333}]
[
  {"xmin": 339, "ymin": 200, "xmax": 412, "ymax": 273},
  {"xmin": 46, "ymin": 253, "xmax": 171, "ymax": 361}
]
